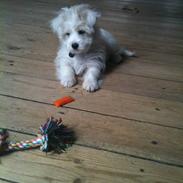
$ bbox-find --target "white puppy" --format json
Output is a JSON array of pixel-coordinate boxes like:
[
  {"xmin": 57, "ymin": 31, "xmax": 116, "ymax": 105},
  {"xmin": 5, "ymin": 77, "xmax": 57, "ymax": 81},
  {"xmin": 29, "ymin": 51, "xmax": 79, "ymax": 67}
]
[{"xmin": 51, "ymin": 4, "xmax": 134, "ymax": 92}]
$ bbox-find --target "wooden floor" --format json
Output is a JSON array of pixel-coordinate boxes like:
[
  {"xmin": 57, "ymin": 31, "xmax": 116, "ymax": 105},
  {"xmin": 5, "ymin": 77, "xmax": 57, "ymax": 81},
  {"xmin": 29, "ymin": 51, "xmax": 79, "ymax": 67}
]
[{"xmin": 0, "ymin": 0, "xmax": 183, "ymax": 182}]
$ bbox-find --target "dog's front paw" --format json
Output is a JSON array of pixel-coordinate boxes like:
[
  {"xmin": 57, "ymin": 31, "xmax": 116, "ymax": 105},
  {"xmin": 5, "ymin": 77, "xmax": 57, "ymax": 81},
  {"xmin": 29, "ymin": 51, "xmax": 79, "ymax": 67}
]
[
  {"xmin": 61, "ymin": 77, "xmax": 76, "ymax": 88},
  {"xmin": 82, "ymin": 80, "xmax": 100, "ymax": 92}
]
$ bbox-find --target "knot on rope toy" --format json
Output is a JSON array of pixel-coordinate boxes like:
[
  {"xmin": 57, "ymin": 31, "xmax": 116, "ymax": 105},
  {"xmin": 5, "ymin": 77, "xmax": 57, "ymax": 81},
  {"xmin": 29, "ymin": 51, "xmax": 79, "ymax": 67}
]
[
  {"xmin": 0, "ymin": 129, "xmax": 9, "ymax": 153},
  {"xmin": 0, "ymin": 117, "xmax": 76, "ymax": 155}
]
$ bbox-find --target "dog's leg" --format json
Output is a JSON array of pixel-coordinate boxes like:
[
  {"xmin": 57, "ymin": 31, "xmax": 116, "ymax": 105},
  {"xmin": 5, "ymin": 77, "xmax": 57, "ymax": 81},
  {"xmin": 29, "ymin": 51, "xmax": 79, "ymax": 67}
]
[
  {"xmin": 82, "ymin": 67, "xmax": 102, "ymax": 92},
  {"xmin": 57, "ymin": 64, "xmax": 76, "ymax": 88}
]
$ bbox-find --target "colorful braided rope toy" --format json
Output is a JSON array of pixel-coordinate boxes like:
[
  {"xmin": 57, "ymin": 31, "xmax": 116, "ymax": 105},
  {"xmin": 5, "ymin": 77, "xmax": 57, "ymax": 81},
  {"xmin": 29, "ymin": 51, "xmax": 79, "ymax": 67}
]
[{"xmin": 0, "ymin": 117, "xmax": 76, "ymax": 155}]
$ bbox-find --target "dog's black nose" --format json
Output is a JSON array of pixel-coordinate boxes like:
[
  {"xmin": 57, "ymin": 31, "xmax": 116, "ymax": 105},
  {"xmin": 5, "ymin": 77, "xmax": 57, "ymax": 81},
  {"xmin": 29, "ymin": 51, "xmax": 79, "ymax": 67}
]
[{"xmin": 72, "ymin": 43, "xmax": 79, "ymax": 49}]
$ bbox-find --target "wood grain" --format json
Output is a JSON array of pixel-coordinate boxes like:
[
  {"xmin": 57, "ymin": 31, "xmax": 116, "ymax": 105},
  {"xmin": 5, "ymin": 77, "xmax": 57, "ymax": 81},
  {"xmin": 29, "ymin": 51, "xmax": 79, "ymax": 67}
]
[
  {"xmin": 0, "ymin": 0, "xmax": 183, "ymax": 182},
  {"xmin": 0, "ymin": 72, "xmax": 183, "ymax": 129},
  {"xmin": 0, "ymin": 95, "xmax": 183, "ymax": 166},
  {"xmin": 1, "ymin": 0, "xmax": 183, "ymax": 57},
  {"xmin": 0, "ymin": 132, "xmax": 183, "ymax": 183},
  {"xmin": 1, "ymin": 54, "xmax": 183, "ymax": 102},
  {"xmin": 1, "ymin": 27, "xmax": 183, "ymax": 81}
]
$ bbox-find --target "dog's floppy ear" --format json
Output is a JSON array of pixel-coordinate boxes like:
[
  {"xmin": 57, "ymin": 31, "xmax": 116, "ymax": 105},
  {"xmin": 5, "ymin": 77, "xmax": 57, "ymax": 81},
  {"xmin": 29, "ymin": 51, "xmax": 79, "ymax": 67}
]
[
  {"xmin": 85, "ymin": 6, "xmax": 101, "ymax": 27},
  {"xmin": 50, "ymin": 8, "xmax": 68, "ymax": 35}
]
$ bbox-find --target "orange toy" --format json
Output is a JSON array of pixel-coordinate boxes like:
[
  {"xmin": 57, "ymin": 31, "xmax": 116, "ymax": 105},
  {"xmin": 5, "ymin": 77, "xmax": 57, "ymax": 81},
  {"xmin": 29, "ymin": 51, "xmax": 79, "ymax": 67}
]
[{"xmin": 54, "ymin": 96, "xmax": 75, "ymax": 107}]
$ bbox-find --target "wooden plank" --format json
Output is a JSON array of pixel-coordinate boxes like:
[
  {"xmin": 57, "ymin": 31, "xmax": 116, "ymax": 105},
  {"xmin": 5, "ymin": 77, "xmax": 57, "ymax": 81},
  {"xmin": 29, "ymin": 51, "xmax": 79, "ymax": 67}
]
[
  {"xmin": 1, "ymin": 0, "xmax": 183, "ymax": 82},
  {"xmin": 71, "ymin": 90, "xmax": 183, "ymax": 129},
  {"xmin": 1, "ymin": 0, "xmax": 183, "ymax": 23},
  {"xmin": 103, "ymin": 73, "xmax": 183, "ymax": 102},
  {"xmin": 0, "ymin": 131, "xmax": 183, "ymax": 183},
  {"xmin": 1, "ymin": 14, "xmax": 183, "ymax": 61},
  {"xmin": 1, "ymin": 63, "xmax": 183, "ymax": 105},
  {"xmin": 0, "ymin": 95, "xmax": 183, "ymax": 166},
  {"xmin": 1, "ymin": 24, "xmax": 183, "ymax": 81},
  {"xmin": 1, "ymin": 10, "xmax": 183, "ymax": 52},
  {"xmin": 115, "ymin": 59, "xmax": 183, "ymax": 83},
  {"xmin": 2, "ymin": 9, "xmax": 183, "ymax": 44},
  {"xmin": 1, "ymin": 0, "xmax": 183, "ymax": 56},
  {"xmin": 0, "ymin": 55, "xmax": 56, "ymax": 80},
  {"xmin": 0, "ymin": 20, "xmax": 182, "ymax": 66},
  {"xmin": 127, "ymin": 51, "xmax": 183, "ymax": 66},
  {"xmin": 0, "ymin": 72, "xmax": 183, "ymax": 129},
  {"xmin": 1, "ymin": 54, "xmax": 183, "ymax": 102},
  {"xmin": 1, "ymin": 0, "xmax": 182, "ymax": 32},
  {"xmin": 0, "ymin": 0, "xmax": 182, "ymax": 182},
  {"xmin": 1, "ymin": 20, "xmax": 183, "ymax": 60},
  {"xmin": 0, "ymin": 28, "xmax": 57, "ymax": 61},
  {"xmin": 2, "ymin": 53, "xmax": 183, "ymax": 84}
]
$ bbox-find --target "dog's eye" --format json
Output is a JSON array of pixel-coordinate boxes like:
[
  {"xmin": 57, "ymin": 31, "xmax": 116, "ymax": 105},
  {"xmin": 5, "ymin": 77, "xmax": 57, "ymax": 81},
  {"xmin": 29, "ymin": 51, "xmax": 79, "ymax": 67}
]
[
  {"xmin": 65, "ymin": 32, "xmax": 70, "ymax": 36},
  {"xmin": 78, "ymin": 30, "xmax": 85, "ymax": 35}
]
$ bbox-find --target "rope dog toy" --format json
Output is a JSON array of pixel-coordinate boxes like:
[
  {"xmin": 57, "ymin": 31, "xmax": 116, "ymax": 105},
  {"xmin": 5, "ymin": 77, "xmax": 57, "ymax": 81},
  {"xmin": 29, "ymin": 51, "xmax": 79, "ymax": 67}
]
[{"xmin": 0, "ymin": 117, "xmax": 76, "ymax": 155}]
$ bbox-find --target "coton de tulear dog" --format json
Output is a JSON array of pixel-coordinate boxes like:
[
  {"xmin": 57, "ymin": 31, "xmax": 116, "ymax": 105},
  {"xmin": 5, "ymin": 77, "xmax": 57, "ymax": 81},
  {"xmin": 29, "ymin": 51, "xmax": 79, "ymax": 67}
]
[{"xmin": 51, "ymin": 4, "xmax": 135, "ymax": 92}]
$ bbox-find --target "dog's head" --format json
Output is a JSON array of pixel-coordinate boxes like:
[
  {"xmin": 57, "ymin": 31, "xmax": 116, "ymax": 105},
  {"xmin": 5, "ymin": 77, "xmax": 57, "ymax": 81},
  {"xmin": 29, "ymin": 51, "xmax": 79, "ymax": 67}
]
[{"xmin": 51, "ymin": 4, "xmax": 101, "ymax": 57}]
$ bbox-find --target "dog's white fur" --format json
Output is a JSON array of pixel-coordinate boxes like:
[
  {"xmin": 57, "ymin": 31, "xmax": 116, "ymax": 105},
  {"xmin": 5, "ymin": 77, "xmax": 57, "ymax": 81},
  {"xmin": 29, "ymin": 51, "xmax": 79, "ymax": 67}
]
[{"xmin": 51, "ymin": 4, "xmax": 134, "ymax": 92}]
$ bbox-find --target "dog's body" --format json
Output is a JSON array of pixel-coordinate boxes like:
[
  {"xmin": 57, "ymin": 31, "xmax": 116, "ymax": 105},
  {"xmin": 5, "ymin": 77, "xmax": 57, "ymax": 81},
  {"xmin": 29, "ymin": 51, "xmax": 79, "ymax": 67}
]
[{"xmin": 51, "ymin": 4, "xmax": 134, "ymax": 92}]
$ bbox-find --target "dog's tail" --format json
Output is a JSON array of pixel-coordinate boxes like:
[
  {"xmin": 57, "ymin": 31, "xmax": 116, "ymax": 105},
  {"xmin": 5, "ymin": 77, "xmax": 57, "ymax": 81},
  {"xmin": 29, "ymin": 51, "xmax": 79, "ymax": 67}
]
[
  {"xmin": 99, "ymin": 28, "xmax": 136, "ymax": 63},
  {"xmin": 119, "ymin": 48, "xmax": 136, "ymax": 57}
]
